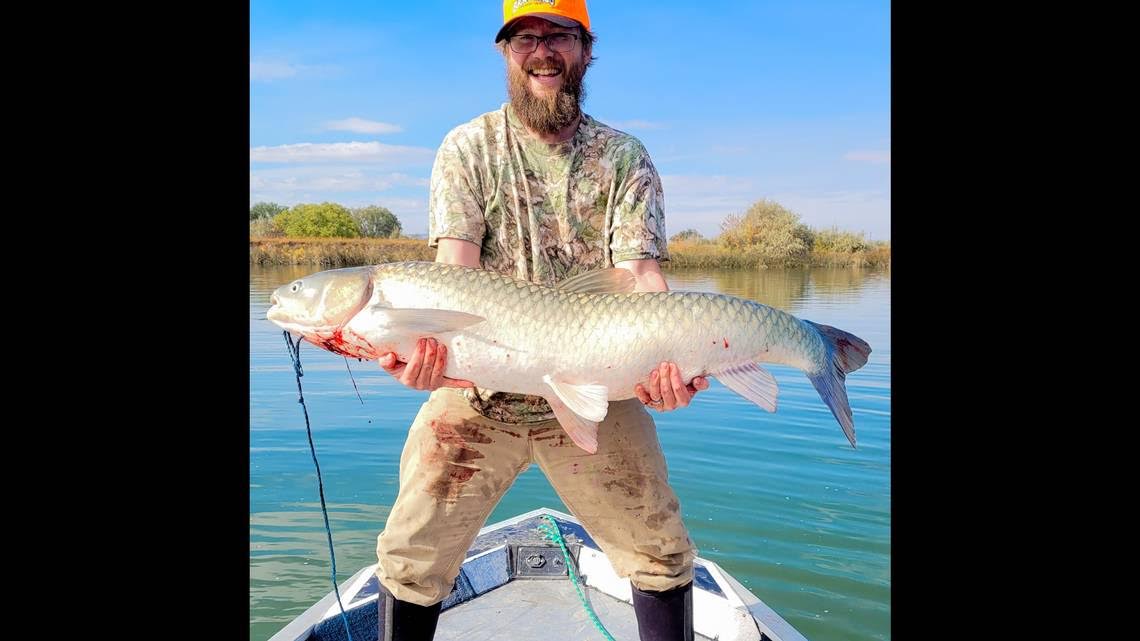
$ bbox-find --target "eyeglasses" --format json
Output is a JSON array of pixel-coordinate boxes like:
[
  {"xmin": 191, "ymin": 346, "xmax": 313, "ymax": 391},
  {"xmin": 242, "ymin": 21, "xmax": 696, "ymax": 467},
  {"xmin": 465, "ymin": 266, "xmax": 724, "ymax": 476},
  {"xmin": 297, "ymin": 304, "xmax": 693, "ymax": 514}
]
[{"xmin": 506, "ymin": 32, "xmax": 580, "ymax": 54}]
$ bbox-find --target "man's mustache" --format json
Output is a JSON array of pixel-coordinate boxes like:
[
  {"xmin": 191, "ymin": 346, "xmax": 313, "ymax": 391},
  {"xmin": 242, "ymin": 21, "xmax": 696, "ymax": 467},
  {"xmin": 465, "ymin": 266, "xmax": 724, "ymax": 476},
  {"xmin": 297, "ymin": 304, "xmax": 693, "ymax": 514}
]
[{"xmin": 525, "ymin": 57, "xmax": 564, "ymax": 73}]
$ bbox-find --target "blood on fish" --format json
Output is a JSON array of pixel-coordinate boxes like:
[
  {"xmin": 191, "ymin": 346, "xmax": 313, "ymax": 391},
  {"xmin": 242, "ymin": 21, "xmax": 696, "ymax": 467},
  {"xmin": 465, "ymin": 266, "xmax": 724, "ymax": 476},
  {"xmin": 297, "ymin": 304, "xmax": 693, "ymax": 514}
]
[
  {"xmin": 311, "ymin": 329, "xmax": 371, "ymax": 358},
  {"xmin": 317, "ymin": 330, "xmax": 353, "ymax": 356},
  {"xmin": 723, "ymin": 337, "xmax": 729, "ymax": 349}
]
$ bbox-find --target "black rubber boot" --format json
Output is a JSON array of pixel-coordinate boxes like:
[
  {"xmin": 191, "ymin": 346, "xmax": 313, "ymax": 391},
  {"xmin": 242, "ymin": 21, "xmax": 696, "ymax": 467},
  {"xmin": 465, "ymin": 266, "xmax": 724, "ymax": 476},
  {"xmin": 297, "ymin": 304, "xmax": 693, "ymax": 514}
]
[
  {"xmin": 377, "ymin": 582, "xmax": 443, "ymax": 641},
  {"xmin": 631, "ymin": 581, "xmax": 694, "ymax": 641}
]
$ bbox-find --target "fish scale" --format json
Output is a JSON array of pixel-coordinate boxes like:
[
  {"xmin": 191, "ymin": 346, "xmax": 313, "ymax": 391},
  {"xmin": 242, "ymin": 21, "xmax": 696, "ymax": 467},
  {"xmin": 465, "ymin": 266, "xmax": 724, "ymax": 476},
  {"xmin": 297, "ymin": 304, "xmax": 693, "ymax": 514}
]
[{"xmin": 268, "ymin": 261, "xmax": 871, "ymax": 453}]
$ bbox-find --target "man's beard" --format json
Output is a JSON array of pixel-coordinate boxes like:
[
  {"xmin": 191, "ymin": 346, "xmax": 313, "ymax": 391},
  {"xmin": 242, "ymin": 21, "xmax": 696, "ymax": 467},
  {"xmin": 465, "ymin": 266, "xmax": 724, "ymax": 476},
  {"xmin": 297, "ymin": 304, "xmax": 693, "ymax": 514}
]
[{"xmin": 507, "ymin": 55, "xmax": 587, "ymax": 135}]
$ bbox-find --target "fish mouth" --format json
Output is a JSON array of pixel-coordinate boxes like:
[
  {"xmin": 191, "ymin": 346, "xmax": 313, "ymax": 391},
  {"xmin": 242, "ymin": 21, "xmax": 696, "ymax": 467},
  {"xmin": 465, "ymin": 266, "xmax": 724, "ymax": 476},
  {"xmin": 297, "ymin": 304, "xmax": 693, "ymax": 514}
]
[
  {"xmin": 266, "ymin": 298, "xmax": 342, "ymax": 338},
  {"xmin": 265, "ymin": 300, "xmax": 293, "ymax": 326},
  {"xmin": 266, "ymin": 306, "xmax": 349, "ymax": 338}
]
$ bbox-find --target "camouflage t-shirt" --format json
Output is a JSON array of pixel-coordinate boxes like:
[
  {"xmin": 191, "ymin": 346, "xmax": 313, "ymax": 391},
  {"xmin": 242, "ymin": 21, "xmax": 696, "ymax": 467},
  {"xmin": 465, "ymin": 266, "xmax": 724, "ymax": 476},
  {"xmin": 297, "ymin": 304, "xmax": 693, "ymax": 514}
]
[{"xmin": 428, "ymin": 103, "xmax": 669, "ymax": 423}]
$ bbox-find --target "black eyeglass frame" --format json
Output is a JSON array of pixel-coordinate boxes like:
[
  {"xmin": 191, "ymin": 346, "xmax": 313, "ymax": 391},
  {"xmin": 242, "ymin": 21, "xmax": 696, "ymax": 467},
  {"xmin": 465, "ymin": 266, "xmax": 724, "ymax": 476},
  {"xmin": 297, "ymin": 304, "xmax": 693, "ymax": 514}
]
[{"xmin": 505, "ymin": 32, "xmax": 581, "ymax": 54}]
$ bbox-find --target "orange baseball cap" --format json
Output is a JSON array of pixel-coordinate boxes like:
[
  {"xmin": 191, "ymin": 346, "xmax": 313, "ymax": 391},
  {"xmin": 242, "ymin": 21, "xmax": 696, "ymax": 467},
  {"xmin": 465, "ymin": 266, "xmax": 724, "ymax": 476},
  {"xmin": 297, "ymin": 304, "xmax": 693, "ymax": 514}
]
[{"xmin": 495, "ymin": 0, "xmax": 591, "ymax": 43}]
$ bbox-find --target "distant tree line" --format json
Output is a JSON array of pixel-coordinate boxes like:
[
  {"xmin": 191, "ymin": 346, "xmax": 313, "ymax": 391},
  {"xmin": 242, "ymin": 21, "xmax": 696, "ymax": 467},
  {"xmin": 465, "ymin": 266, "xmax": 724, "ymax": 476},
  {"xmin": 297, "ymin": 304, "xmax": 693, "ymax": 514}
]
[
  {"xmin": 250, "ymin": 202, "xmax": 403, "ymax": 239},
  {"xmin": 250, "ymin": 198, "xmax": 888, "ymax": 269},
  {"xmin": 667, "ymin": 199, "xmax": 889, "ymax": 268}
]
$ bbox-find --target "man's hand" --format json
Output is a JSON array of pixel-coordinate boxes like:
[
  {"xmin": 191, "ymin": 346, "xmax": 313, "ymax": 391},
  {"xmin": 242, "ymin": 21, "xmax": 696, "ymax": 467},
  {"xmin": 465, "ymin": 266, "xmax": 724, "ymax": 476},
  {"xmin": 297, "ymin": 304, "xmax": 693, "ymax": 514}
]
[
  {"xmin": 378, "ymin": 337, "xmax": 474, "ymax": 391},
  {"xmin": 378, "ymin": 238, "xmax": 480, "ymax": 392},
  {"xmin": 634, "ymin": 362, "xmax": 709, "ymax": 412}
]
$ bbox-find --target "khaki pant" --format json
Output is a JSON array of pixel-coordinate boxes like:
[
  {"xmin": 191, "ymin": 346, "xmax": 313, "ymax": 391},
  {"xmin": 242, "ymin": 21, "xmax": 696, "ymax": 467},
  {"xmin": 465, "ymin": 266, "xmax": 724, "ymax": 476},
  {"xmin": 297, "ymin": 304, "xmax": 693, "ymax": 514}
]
[{"xmin": 376, "ymin": 388, "xmax": 695, "ymax": 606}]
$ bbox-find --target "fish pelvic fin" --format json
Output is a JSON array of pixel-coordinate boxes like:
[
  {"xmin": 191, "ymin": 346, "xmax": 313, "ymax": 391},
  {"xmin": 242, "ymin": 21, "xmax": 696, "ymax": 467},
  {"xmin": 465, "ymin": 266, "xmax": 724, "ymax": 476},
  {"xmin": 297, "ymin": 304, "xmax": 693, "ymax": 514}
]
[
  {"xmin": 804, "ymin": 321, "xmax": 872, "ymax": 449},
  {"xmin": 542, "ymin": 375, "xmax": 609, "ymax": 454},
  {"xmin": 544, "ymin": 395, "xmax": 600, "ymax": 454},
  {"xmin": 542, "ymin": 375, "xmax": 609, "ymax": 422}
]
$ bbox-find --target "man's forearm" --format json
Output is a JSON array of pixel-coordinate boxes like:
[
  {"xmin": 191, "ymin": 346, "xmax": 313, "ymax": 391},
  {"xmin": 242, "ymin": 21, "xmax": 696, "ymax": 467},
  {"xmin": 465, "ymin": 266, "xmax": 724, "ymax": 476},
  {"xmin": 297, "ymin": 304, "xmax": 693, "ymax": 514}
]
[
  {"xmin": 435, "ymin": 237, "xmax": 483, "ymax": 268},
  {"xmin": 615, "ymin": 257, "xmax": 669, "ymax": 292}
]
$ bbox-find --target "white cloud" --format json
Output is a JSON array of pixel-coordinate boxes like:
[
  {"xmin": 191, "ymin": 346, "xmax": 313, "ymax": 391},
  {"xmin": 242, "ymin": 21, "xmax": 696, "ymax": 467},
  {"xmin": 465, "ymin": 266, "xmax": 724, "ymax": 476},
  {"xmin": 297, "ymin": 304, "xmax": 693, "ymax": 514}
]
[
  {"xmin": 771, "ymin": 190, "xmax": 891, "ymax": 240},
  {"xmin": 248, "ymin": 140, "xmax": 435, "ymax": 230},
  {"xmin": 249, "ymin": 167, "xmax": 428, "ymax": 193},
  {"xmin": 844, "ymin": 150, "xmax": 891, "ymax": 165},
  {"xmin": 375, "ymin": 198, "xmax": 430, "ymax": 234},
  {"xmin": 660, "ymin": 175, "xmax": 890, "ymax": 241},
  {"xmin": 250, "ymin": 60, "xmax": 301, "ymax": 81},
  {"xmin": 249, "ymin": 166, "xmax": 432, "ymax": 232},
  {"xmin": 662, "ymin": 175, "xmax": 757, "ymax": 194},
  {"xmin": 250, "ymin": 59, "xmax": 340, "ymax": 82},
  {"xmin": 323, "ymin": 117, "xmax": 403, "ymax": 134},
  {"xmin": 660, "ymin": 175, "xmax": 759, "ymax": 237},
  {"xmin": 249, "ymin": 141, "xmax": 435, "ymax": 166}
]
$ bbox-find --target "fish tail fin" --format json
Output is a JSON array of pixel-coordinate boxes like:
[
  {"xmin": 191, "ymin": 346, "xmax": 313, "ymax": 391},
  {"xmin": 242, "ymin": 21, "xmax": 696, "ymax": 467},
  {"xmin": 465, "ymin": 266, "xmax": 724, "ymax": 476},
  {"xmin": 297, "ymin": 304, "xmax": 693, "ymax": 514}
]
[{"xmin": 804, "ymin": 321, "xmax": 872, "ymax": 449}]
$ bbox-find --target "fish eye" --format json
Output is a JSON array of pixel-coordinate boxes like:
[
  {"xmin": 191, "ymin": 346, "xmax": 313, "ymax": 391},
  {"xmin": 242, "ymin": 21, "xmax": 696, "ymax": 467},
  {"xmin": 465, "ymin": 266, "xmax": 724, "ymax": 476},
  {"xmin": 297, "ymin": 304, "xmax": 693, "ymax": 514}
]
[{"xmin": 290, "ymin": 281, "xmax": 302, "ymax": 293}]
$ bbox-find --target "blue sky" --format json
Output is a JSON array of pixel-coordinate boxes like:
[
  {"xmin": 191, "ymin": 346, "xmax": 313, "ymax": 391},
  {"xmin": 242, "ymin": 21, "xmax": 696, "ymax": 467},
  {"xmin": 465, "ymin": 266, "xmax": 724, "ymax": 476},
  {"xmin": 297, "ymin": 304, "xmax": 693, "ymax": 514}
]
[{"xmin": 250, "ymin": 1, "xmax": 890, "ymax": 240}]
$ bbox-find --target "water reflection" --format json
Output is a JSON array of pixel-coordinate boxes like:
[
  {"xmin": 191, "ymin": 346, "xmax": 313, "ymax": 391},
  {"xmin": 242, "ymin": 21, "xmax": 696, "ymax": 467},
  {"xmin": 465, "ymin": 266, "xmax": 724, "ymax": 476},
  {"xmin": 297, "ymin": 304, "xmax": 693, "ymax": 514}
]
[
  {"xmin": 665, "ymin": 267, "xmax": 885, "ymax": 312},
  {"xmin": 251, "ymin": 265, "xmax": 324, "ymax": 307},
  {"xmin": 808, "ymin": 267, "xmax": 887, "ymax": 297}
]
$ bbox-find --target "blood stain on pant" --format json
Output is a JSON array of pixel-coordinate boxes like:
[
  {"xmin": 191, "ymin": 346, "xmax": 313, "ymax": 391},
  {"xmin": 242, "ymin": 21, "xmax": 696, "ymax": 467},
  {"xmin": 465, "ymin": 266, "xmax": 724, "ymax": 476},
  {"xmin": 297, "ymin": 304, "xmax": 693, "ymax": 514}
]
[
  {"xmin": 483, "ymin": 423, "xmax": 522, "ymax": 438},
  {"xmin": 424, "ymin": 419, "xmax": 491, "ymax": 501},
  {"xmin": 645, "ymin": 511, "xmax": 670, "ymax": 530},
  {"xmin": 535, "ymin": 433, "xmax": 568, "ymax": 446},
  {"xmin": 602, "ymin": 477, "xmax": 644, "ymax": 499}
]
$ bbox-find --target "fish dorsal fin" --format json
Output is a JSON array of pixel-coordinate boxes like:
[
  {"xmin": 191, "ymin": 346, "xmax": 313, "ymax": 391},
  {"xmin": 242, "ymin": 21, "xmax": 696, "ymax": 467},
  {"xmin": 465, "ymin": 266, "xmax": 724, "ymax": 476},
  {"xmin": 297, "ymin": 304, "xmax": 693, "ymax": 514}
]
[
  {"xmin": 555, "ymin": 268, "xmax": 637, "ymax": 294},
  {"xmin": 543, "ymin": 395, "xmax": 600, "ymax": 454},
  {"xmin": 710, "ymin": 362, "xmax": 779, "ymax": 412},
  {"xmin": 365, "ymin": 306, "xmax": 486, "ymax": 334},
  {"xmin": 542, "ymin": 375, "xmax": 609, "ymax": 423}
]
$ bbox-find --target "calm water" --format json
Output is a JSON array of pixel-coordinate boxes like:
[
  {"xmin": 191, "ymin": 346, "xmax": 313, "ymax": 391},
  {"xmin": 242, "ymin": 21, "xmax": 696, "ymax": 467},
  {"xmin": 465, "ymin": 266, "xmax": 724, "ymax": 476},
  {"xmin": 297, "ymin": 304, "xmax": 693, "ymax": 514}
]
[{"xmin": 249, "ymin": 264, "xmax": 891, "ymax": 641}]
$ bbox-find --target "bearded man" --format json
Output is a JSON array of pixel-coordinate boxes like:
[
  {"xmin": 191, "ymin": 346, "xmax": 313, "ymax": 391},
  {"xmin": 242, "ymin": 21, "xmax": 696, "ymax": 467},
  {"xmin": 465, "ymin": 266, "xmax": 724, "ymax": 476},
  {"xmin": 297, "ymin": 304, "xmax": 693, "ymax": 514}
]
[{"xmin": 373, "ymin": 2, "xmax": 708, "ymax": 639}]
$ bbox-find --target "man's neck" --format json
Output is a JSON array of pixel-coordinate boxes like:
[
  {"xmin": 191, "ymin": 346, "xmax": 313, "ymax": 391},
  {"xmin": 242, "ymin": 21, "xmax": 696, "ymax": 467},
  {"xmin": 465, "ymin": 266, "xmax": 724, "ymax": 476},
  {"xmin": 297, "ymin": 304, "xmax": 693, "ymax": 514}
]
[{"xmin": 521, "ymin": 111, "xmax": 582, "ymax": 144}]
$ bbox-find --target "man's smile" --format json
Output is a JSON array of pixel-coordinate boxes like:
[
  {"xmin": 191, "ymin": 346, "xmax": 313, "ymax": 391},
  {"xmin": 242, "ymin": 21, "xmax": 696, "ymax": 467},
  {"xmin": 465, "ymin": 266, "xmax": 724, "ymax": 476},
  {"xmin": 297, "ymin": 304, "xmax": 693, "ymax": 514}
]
[{"xmin": 527, "ymin": 64, "xmax": 563, "ymax": 88}]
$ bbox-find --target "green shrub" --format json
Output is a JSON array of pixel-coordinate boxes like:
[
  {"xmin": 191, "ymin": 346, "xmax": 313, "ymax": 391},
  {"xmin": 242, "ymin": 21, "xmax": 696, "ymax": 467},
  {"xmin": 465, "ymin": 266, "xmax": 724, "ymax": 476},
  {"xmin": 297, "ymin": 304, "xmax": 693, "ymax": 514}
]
[
  {"xmin": 274, "ymin": 202, "xmax": 360, "ymax": 238},
  {"xmin": 351, "ymin": 205, "xmax": 402, "ymax": 238},
  {"xmin": 718, "ymin": 199, "xmax": 813, "ymax": 267}
]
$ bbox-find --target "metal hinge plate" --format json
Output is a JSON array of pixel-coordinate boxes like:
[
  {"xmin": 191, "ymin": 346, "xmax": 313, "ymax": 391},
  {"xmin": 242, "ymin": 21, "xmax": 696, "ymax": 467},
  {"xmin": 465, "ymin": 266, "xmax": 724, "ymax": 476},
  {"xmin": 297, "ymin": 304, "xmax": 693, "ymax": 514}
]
[{"xmin": 512, "ymin": 544, "xmax": 579, "ymax": 578}]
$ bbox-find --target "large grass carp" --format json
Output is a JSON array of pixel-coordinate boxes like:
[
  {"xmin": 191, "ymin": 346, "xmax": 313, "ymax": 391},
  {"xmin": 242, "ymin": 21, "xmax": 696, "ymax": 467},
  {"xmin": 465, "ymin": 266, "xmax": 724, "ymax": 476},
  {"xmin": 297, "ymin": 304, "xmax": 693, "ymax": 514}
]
[{"xmin": 267, "ymin": 261, "xmax": 871, "ymax": 453}]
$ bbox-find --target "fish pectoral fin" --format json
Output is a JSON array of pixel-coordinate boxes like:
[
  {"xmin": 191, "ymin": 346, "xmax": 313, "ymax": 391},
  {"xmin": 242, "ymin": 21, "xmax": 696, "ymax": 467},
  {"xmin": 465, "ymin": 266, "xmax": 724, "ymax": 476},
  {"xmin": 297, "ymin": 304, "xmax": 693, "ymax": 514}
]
[
  {"xmin": 542, "ymin": 375, "xmax": 609, "ymax": 422},
  {"xmin": 544, "ymin": 395, "xmax": 600, "ymax": 454},
  {"xmin": 710, "ymin": 362, "xmax": 779, "ymax": 412},
  {"xmin": 366, "ymin": 306, "xmax": 486, "ymax": 335},
  {"xmin": 554, "ymin": 268, "xmax": 637, "ymax": 294}
]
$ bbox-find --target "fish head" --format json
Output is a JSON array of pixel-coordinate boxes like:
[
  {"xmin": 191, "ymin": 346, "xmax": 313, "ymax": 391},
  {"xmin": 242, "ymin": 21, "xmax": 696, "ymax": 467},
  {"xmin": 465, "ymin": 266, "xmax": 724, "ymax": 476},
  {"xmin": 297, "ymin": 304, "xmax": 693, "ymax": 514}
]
[{"xmin": 267, "ymin": 267, "xmax": 374, "ymax": 355}]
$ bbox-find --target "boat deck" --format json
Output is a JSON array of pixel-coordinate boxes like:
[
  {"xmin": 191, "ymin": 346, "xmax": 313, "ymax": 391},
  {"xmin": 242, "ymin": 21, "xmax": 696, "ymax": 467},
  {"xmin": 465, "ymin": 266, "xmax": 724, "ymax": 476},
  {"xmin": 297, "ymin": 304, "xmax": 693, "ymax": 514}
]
[
  {"xmin": 435, "ymin": 578, "xmax": 714, "ymax": 641},
  {"xmin": 276, "ymin": 508, "xmax": 799, "ymax": 641}
]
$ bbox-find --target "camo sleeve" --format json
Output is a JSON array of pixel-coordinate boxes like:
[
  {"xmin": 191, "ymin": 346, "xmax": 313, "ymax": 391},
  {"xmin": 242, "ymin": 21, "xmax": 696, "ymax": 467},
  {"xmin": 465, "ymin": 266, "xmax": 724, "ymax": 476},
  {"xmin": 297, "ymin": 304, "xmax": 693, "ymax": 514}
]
[
  {"xmin": 609, "ymin": 142, "xmax": 670, "ymax": 264},
  {"xmin": 428, "ymin": 129, "xmax": 486, "ymax": 249}
]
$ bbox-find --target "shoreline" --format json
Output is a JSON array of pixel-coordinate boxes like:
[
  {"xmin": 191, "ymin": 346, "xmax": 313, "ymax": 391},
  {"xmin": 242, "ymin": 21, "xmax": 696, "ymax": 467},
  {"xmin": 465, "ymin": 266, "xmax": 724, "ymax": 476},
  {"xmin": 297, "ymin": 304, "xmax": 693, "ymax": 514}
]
[{"xmin": 250, "ymin": 237, "xmax": 891, "ymax": 270}]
